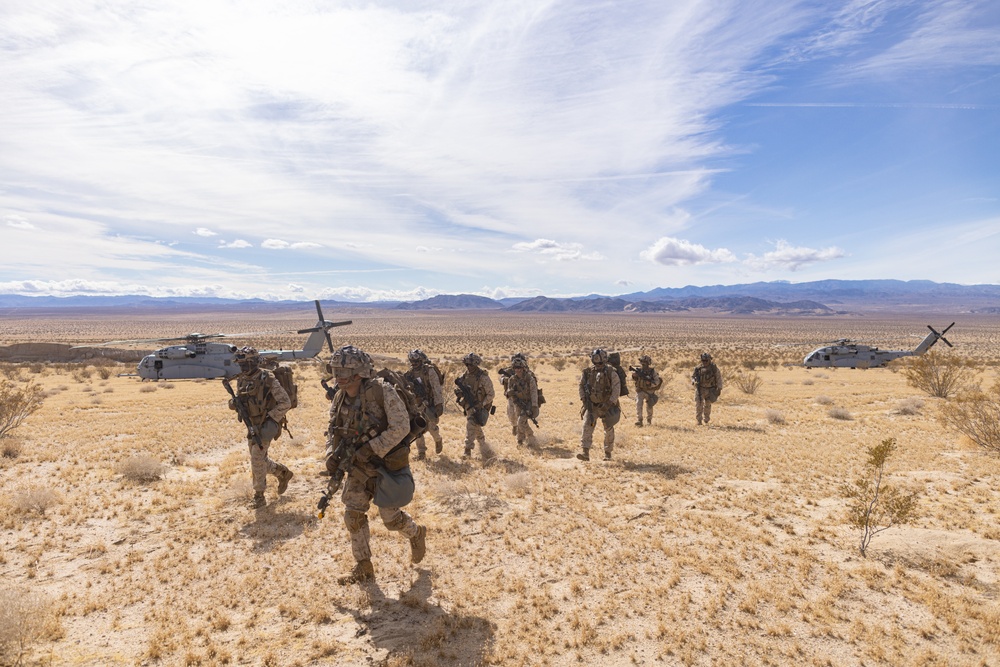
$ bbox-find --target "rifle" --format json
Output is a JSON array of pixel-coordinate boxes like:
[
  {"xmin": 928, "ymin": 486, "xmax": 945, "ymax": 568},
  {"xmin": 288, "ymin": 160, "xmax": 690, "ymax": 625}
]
[
  {"xmin": 579, "ymin": 371, "xmax": 596, "ymax": 426},
  {"xmin": 223, "ymin": 377, "xmax": 263, "ymax": 448},
  {"xmin": 317, "ymin": 431, "xmax": 357, "ymax": 519},
  {"xmin": 320, "ymin": 377, "xmax": 338, "ymax": 401},
  {"xmin": 514, "ymin": 396, "xmax": 539, "ymax": 427},
  {"xmin": 455, "ymin": 376, "xmax": 494, "ymax": 426}
]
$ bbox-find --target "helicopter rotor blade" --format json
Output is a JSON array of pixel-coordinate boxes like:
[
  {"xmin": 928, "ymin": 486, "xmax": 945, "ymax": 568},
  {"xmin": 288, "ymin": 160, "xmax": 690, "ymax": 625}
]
[
  {"xmin": 928, "ymin": 322, "xmax": 955, "ymax": 348},
  {"xmin": 314, "ymin": 300, "xmax": 335, "ymax": 354},
  {"xmin": 75, "ymin": 333, "xmax": 228, "ymax": 347}
]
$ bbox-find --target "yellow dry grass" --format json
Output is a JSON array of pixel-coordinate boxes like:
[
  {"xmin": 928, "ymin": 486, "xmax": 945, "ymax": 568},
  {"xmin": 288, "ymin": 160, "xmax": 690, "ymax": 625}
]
[{"xmin": 1, "ymin": 310, "xmax": 999, "ymax": 666}]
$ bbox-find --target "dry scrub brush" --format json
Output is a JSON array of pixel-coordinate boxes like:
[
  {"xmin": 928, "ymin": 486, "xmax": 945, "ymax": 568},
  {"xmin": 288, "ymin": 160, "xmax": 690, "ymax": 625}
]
[
  {"xmin": 939, "ymin": 382, "xmax": 1000, "ymax": 452},
  {"xmin": 0, "ymin": 379, "xmax": 44, "ymax": 441},
  {"xmin": 0, "ymin": 586, "xmax": 62, "ymax": 666},
  {"xmin": 902, "ymin": 351, "xmax": 976, "ymax": 399},
  {"xmin": 843, "ymin": 437, "xmax": 919, "ymax": 557}
]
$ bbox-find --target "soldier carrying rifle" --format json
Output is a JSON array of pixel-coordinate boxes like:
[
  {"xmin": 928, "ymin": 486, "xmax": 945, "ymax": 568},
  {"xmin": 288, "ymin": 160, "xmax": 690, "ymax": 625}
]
[
  {"xmin": 504, "ymin": 355, "xmax": 540, "ymax": 448},
  {"xmin": 454, "ymin": 352, "xmax": 495, "ymax": 459},
  {"xmin": 578, "ymin": 348, "xmax": 620, "ymax": 462},
  {"xmin": 321, "ymin": 345, "xmax": 427, "ymax": 585},
  {"xmin": 630, "ymin": 355, "xmax": 663, "ymax": 427}
]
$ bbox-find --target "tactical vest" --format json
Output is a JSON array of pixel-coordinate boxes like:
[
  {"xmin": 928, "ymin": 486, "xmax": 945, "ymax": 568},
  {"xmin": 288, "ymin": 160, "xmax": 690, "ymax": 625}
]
[
  {"xmin": 586, "ymin": 367, "xmax": 613, "ymax": 405},
  {"xmin": 696, "ymin": 363, "xmax": 720, "ymax": 388},
  {"xmin": 331, "ymin": 379, "xmax": 409, "ymax": 472},
  {"xmin": 236, "ymin": 370, "xmax": 277, "ymax": 425},
  {"xmin": 505, "ymin": 371, "xmax": 535, "ymax": 403}
]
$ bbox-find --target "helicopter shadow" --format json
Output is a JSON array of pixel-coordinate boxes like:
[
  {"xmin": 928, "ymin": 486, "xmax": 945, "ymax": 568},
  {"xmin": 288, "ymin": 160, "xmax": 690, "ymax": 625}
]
[{"xmin": 338, "ymin": 570, "xmax": 495, "ymax": 666}]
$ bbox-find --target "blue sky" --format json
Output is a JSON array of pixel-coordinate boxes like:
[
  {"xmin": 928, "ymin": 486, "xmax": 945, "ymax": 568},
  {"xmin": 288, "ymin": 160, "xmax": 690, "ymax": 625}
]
[{"xmin": 2, "ymin": 0, "xmax": 998, "ymax": 302}]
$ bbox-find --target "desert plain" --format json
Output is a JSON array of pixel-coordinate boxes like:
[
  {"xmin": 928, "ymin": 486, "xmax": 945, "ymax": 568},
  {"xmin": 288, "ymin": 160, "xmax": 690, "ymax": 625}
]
[{"xmin": 1, "ymin": 308, "xmax": 999, "ymax": 666}]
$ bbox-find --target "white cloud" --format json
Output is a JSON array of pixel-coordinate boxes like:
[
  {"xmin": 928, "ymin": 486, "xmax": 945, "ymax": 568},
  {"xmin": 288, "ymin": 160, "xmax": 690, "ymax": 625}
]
[
  {"xmin": 289, "ymin": 241, "xmax": 322, "ymax": 250},
  {"xmin": 5, "ymin": 215, "xmax": 36, "ymax": 230},
  {"xmin": 194, "ymin": 227, "xmax": 217, "ymax": 237},
  {"xmin": 641, "ymin": 237, "xmax": 737, "ymax": 266},
  {"xmin": 288, "ymin": 283, "xmax": 304, "ymax": 293},
  {"xmin": 262, "ymin": 239, "xmax": 290, "ymax": 249},
  {"xmin": 512, "ymin": 239, "xmax": 604, "ymax": 262},
  {"xmin": 744, "ymin": 239, "xmax": 846, "ymax": 271},
  {"xmin": 219, "ymin": 239, "xmax": 253, "ymax": 248}
]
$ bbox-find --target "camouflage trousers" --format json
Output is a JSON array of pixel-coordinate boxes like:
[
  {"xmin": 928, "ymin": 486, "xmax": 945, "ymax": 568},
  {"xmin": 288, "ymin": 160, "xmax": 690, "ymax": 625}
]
[
  {"xmin": 464, "ymin": 417, "xmax": 486, "ymax": 451},
  {"xmin": 413, "ymin": 409, "xmax": 443, "ymax": 455},
  {"xmin": 695, "ymin": 387, "xmax": 715, "ymax": 424},
  {"xmin": 512, "ymin": 404, "xmax": 535, "ymax": 443},
  {"xmin": 635, "ymin": 391, "xmax": 656, "ymax": 422},
  {"xmin": 581, "ymin": 410, "xmax": 614, "ymax": 454},
  {"xmin": 246, "ymin": 419, "xmax": 287, "ymax": 494},
  {"xmin": 506, "ymin": 399, "xmax": 517, "ymax": 435},
  {"xmin": 341, "ymin": 473, "xmax": 419, "ymax": 563}
]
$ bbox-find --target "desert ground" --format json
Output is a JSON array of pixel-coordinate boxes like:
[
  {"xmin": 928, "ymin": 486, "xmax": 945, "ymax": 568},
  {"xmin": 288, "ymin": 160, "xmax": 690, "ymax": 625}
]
[{"xmin": 1, "ymin": 309, "xmax": 999, "ymax": 666}]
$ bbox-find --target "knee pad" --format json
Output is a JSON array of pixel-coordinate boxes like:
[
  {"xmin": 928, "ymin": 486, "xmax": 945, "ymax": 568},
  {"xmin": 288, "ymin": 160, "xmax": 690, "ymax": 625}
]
[
  {"xmin": 381, "ymin": 510, "xmax": 408, "ymax": 532},
  {"xmin": 343, "ymin": 510, "xmax": 368, "ymax": 532}
]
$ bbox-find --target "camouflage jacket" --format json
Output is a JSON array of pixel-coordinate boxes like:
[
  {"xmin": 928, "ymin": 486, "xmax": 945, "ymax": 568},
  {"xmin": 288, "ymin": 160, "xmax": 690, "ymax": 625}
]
[
  {"xmin": 632, "ymin": 366, "xmax": 662, "ymax": 393},
  {"xmin": 504, "ymin": 369, "xmax": 538, "ymax": 411},
  {"xmin": 692, "ymin": 362, "xmax": 722, "ymax": 390},
  {"xmin": 404, "ymin": 362, "xmax": 443, "ymax": 409},
  {"xmin": 326, "ymin": 378, "xmax": 410, "ymax": 477},
  {"xmin": 230, "ymin": 368, "xmax": 290, "ymax": 426}
]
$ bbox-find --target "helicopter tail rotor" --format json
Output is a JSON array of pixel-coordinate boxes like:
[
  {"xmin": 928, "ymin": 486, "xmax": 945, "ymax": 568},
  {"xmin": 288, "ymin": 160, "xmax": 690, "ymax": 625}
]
[
  {"xmin": 297, "ymin": 300, "xmax": 350, "ymax": 354},
  {"xmin": 927, "ymin": 322, "xmax": 955, "ymax": 348}
]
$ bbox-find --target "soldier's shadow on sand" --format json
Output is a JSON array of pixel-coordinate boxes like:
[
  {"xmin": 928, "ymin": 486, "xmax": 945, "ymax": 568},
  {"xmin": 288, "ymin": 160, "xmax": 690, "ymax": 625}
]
[
  {"xmin": 619, "ymin": 461, "xmax": 692, "ymax": 480},
  {"xmin": 341, "ymin": 571, "xmax": 495, "ymax": 666},
  {"xmin": 238, "ymin": 502, "xmax": 312, "ymax": 551}
]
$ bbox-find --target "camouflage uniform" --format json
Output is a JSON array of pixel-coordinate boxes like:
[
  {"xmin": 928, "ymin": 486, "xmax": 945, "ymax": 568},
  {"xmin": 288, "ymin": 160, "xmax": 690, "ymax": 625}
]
[
  {"xmin": 404, "ymin": 350, "xmax": 444, "ymax": 458},
  {"xmin": 632, "ymin": 356, "xmax": 662, "ymax": 426},
  {"xmin": 692, "ymin": 353, "xmax": 723, "ymax": 425},
  {"xmin": 578, "ymin": 349, "xmax": 621, "ymax": 461},
  {"xmin": 228, "ymin": 348, "xmax": 292, "ymax": 506},
  {"xmin": 504, "ymin": 359, "xmax": 539, "ymax": 447},
  {"xmin": 498, "ymin": 353, "xmax": 527, "ymax": 437},
  {"xmin": 325, "ymin": 346, "xmax": 424, "ymax": 577},
  {"xmin": 456, "ymin": 353, "xmax": 495, "ymax": 457}
]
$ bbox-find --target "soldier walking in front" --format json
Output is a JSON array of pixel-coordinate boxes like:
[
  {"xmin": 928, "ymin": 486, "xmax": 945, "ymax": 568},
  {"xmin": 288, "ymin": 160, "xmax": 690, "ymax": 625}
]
[
  {"xmin": 504, "ymin": 356, "xmax": 539, "ymax": 448},
  {"xmin": 455, "ymin": 353, "xmax": 495, "ymax": 459},
  {"xmin": 632, "ymin": 355, "xmax": 663, "ymax": 426},
  {"xmin": 224, "ymin": 346, "xmax": 293, "ymax": 509},
  {"xmin": 324, "ymin": 345, "xmax": 426, "ymax": 584},
  {"xmin": 692, "ymin": 352, "xmax": 723, "ymax": 425},
  {"xmin": 404, "ymin": 349, "xmax": 444, "ymax": 460},
  {"xmin": 578, "ymin": 348, "xmax": 621, "ymax": 461}
]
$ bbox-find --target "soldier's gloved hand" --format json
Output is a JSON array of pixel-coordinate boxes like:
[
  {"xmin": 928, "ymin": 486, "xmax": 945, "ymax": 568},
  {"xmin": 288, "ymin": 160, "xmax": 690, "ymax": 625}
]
[
  {"xmin": 355, "ymin": 442, "xmax": 375, "ymax": 462},
  {"xmin": 228, "ymin": 398, "xmax": 236, "ymax": 411},
  {"xmin": 531, "ymin": 406, "xmax": 539, "ymax": 419},
  {"xmin": 435, "ymin": 404, "xmax": 444, "ymax": 417}
]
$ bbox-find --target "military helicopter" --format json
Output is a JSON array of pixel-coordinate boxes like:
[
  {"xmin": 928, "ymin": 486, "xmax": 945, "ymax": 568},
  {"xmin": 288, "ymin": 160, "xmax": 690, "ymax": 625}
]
[
  {"xmin": 81, "ymin": 300, "xmax": 350, "ymax": 380},
  {"xmin": 803, "ymin": 323, "xmax": 954, "ymax": 369}
]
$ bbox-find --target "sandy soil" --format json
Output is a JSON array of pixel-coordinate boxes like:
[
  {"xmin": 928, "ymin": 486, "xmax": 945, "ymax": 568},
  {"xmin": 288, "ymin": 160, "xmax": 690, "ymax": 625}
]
[{"xmin": 1, "ymin": 311, "xmax": 998, "ymax": 666}]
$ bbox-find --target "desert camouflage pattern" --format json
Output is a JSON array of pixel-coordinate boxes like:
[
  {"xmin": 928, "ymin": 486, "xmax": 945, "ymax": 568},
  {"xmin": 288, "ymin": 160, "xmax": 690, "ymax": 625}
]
[
  {"xmin": 459, "ymin": 365, "xmax": 494, "ymax": 451},
  {"xmin": 692, "ymin": 360, "xmax": 723, "ymax": 424},
  {"xmin": 579, "ymin": 364, "xmax": 620, "ymax": 455},
  {"xmin": 632, "ymin": 364, "xmax": 662, "ymax": 424},
  {"xmin": 405, "ymin": 361, "xmax": 444, "ymax": 455},
  {"xmin": 327, "ymin": 377, "xmax": 419, "ymax": 563},
  {"xmin": 505, "ymin": 367, "xmax": 539, "ymax": 445},
  {"xmin": 230, "ymin": 368, "xmax": 291, "ymax": 493}
]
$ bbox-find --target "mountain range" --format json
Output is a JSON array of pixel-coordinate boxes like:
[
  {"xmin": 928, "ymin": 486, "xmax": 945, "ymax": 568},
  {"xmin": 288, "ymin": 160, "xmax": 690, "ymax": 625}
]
[{"xmin": 0, "ymin": 280, "xmax": 997, "ymax": 314}]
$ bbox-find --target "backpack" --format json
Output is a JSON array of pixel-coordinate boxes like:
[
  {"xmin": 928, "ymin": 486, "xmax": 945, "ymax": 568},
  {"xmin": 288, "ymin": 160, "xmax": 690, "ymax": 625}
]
[
  {"xmin": 430, "ymin": 362, "xmax": 445, "ymax": 387},
  {"xmin": 374, "ymin": 368, "xmax": 429, "ymax": 441},
  {"xmin": 271, "ymin": 365, "xmax": 298, "ymax": 408},
  {"xmin": 607, "ymin": 352, "xmax": 629, "ymax": 397}
]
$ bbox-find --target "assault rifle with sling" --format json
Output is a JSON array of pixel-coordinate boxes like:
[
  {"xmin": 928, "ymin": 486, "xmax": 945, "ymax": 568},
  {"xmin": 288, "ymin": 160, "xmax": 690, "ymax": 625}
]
[
  {"xmin": 222, "ymin": 378, "xmax": 263, "ymax": 448},
  {"xmin": 454, "ymin": 376, "xmax": 495, "ymax": 426},
  {"xmin": 514, "ymin": 396, "xmax": 539, "ymax": 427},
  {"xmin": 580, "ymin": 372, "xmax": 596, "ymax": 427}
]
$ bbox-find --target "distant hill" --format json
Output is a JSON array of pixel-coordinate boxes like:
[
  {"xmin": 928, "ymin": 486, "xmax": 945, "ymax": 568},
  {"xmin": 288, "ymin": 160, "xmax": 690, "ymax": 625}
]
[
  {"xmin": 505, "ymin": 295, "xmax": 832, "ymax": 314},
  {"xmin": 620, "ymin": 279, "xmax": 1000, "ymax": 311},
  {"xmin": 0, "ymin": 280, "xmax": 996, "ymax": 313},
  {"xmin": 395, "ymin": 294, "xmax": 503, "ymax": 310}
]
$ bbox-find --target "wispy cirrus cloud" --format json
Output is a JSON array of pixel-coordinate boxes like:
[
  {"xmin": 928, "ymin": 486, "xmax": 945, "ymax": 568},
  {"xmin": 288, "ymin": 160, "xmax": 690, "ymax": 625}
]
[{"xmin": 512, "ymin": 239, "xmax": 604, "ymax": 262}]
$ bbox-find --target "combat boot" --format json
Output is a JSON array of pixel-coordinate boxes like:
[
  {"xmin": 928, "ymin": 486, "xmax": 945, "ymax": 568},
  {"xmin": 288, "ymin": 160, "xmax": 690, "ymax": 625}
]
[
  {"xmin": 276, "ymin": 468, "xmax": 293, "ymax": 495},
  {"xmin": 604, "ymin": 450, "xmax": 612, "ymax": 461},
  {"xmin": 647, "ymin": 418, "xmax": 652, "ymax": 425},
  {"xmin": 410, "ymin": 525, "xmax": 427, "ymax": 564},
  {"xmin": 434, "ymin": 439, "xmax": 443, "ymax": 454},
  {"xmin": 576, "ymin": 450, "xmax": 590, "ymax": 461},
  {"xmin": 634, "ymin": 420, "xmax": 643, "ymax": 427},
  {"xmin": 415, "ymin": 451, "xmax": 427, "ymax": 461},
  {"xmin": 338, "ymin": 559, "xmax": 374, "ymax": 585},
  {"xmin": 462, "ymin": 448, "xmax": 472, "ymax": 459},
  {"xmin": 250, "ymin": 492, "xmax": 266, "ymax": 509}
]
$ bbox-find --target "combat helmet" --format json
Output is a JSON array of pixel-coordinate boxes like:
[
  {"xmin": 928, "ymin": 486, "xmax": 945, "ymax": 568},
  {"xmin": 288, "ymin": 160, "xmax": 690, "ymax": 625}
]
[
  {"xmin": 639, "ymin": 354, "xmax": 652, "ymax": 365},
  {"xmin": 463, "ymin": 352, "xmax": 483, "ymax": 367},
  {"xmin": 331, "ymin": 345, "xmax": 374, "ymax": 378},
  {"xmin": 235, "ymin": 346, "xmax": 260, "ymax": 370},
  {"xmin": 512, "ymin": 356, "xmax": 528, "ymax": 369},
  {"xmin": 591, "ymin": 348, "xmax": 608, "ymax": 365},
  {"xmin": 407, "ymin": 349, "xmax": 427, "ymax": 365},
  {"xmin": 700, "ymin": 352, "xmax": 713, "ymax": 362}
]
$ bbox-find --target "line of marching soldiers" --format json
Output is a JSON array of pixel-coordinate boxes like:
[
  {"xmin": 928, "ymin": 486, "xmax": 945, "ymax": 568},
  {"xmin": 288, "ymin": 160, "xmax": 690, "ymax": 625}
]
[{"xmin": 224, "ymin": 344, "xmax": 721, "ymax": 584}]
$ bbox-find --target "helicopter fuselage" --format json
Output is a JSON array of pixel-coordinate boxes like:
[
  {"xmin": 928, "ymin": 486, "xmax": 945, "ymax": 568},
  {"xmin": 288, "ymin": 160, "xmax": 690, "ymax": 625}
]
[
  {"xmin": 137, "ymin": 342, "xmax": 240, "ymax": 380},
  {"xmin": 803, "ymin": 344, "xmax": 911, "ymax": 369}
]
